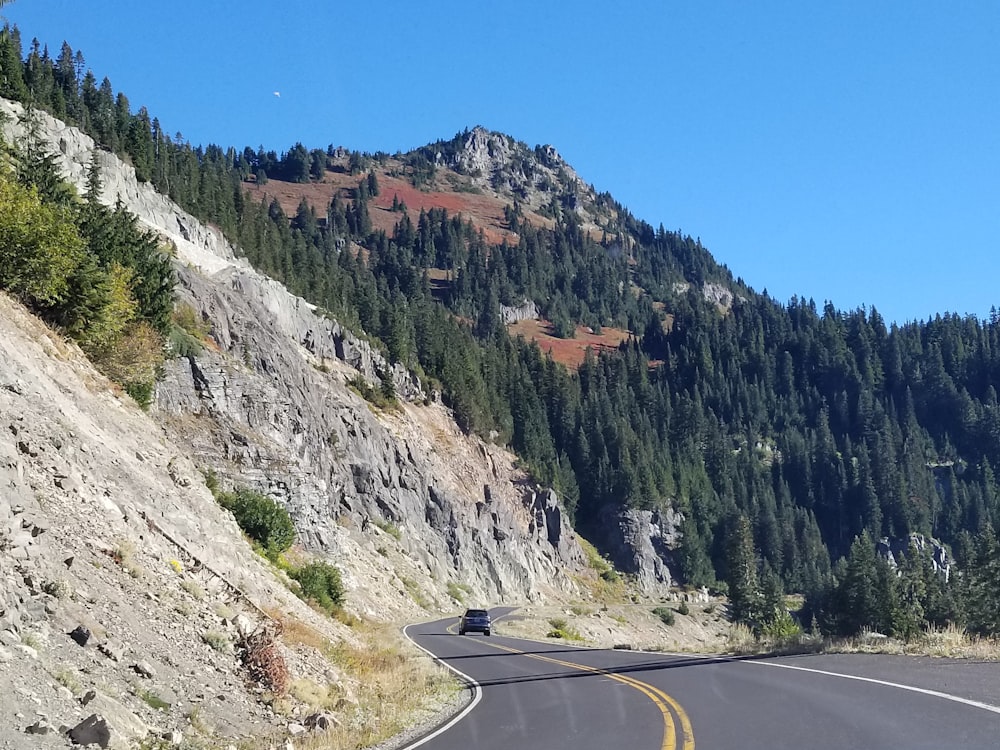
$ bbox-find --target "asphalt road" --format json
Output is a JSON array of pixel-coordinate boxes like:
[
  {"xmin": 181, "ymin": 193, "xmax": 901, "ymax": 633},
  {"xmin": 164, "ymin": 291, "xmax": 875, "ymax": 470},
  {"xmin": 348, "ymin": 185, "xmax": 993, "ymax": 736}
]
[{"xmin": 404, "ymin": 609, "xmax": 1000, "ymax": 750}]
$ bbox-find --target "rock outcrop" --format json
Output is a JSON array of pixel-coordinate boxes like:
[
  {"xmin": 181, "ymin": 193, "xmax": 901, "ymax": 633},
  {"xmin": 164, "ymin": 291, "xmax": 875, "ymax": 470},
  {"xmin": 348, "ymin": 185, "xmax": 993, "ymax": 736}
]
[
  {"xmin": 597, "ymin": 507, "xmax": 683, "ymax": 593},
  {"xmin": 446, "ymin": 126, "xmax": 602, "ymax": 227},
  {"xmin": 877, "ymin": 534, "xmax": 953, "ymax": 583},
  {"xmin": 499, "ymin": 299, "xmax": 539, "ymax": 324}
]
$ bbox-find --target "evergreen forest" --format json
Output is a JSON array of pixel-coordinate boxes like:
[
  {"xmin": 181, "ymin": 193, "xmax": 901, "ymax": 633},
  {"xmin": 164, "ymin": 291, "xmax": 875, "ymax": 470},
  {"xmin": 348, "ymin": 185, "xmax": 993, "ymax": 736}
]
[{"xmin": 1, "ymin": 26, "xmax": 998, "ymax": 639}]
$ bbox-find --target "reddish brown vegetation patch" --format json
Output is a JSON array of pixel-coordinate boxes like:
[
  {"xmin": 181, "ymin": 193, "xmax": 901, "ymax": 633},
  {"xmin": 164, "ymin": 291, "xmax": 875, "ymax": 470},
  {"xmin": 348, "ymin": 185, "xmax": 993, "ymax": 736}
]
[
  {"xmin": 507, "ymin": 319, "xmax": 631, "ymax": 370},
  {"xmin": 246, "ymin": 167, "xmax": 535, "ymax": 246}
]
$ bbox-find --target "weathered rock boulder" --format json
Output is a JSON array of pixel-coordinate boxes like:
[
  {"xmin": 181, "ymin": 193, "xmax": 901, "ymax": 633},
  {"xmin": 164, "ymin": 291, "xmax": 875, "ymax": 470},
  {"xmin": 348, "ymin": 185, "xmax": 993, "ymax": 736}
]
[{"xmin": 499, "ymin": 299, "xmax": 539, "ymax": 324}]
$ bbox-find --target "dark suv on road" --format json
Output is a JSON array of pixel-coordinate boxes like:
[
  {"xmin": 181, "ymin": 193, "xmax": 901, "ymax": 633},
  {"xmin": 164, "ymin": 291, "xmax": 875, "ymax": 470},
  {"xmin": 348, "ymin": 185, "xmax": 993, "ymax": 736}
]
[{"xmin": 459, "ymin": 608, "xmax": 492, "ymax": 636}]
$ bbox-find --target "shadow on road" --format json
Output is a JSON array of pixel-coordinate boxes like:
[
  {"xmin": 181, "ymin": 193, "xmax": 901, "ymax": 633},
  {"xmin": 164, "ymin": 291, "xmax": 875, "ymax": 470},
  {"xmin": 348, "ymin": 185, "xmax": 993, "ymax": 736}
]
[
  {"xmin": 414, "ymin": 632, "xmax": 807, "ymax": 688},
  {"xmin": 467, "ymin": 651, "xmax": 818, "ymax": 689}
]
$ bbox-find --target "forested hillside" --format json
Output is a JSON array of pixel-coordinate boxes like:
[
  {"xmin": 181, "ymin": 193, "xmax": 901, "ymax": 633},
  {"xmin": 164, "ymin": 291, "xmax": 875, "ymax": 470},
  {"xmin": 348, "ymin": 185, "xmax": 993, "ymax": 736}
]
[{"xmin": 2, "ymin": 26, "xmax": 998, "ymax": 639}]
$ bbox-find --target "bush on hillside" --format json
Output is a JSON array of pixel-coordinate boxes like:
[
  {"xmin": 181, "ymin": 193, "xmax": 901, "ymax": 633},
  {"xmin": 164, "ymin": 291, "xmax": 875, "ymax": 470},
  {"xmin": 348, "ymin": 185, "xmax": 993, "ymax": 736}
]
[
  {"xmin": 653, "ymin": 606, "xmax": 676, "ymax": 626},
  {"xmin": 289, "ymin": 561, "xmax": 345, "ymax": 614},
  {"xmin": 217, "ymin": 487, "xmax": 295, "ymax": 560}
]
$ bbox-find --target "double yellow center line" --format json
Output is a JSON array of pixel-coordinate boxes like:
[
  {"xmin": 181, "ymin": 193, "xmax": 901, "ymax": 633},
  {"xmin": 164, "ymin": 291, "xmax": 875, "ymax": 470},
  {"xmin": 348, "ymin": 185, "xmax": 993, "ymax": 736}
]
[{"xmin": 449, "ymin": 621, "xmax": 694, "ymax": 750}]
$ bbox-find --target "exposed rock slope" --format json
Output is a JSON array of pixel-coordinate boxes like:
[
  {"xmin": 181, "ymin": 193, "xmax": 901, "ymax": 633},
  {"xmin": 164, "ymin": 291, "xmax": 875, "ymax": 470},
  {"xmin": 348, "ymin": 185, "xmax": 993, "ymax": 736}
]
[
  {"xmin": 158, "ymin": 259, "xmax": 588, "ymax": 613},
  {"xmin": 0, "ymin": 293, "xmax": 356, "ymax": 748}
]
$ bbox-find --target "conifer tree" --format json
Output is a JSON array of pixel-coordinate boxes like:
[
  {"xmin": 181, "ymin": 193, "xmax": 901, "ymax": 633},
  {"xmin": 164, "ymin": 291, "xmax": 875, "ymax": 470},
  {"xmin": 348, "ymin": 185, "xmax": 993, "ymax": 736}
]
[
  {"xmin": 962, "ymin": 525, "xmax": 1000, "ymax": 635},
  {"xmin": 726, "ymin": 515, "xmax": 764, "ymax": 628}
]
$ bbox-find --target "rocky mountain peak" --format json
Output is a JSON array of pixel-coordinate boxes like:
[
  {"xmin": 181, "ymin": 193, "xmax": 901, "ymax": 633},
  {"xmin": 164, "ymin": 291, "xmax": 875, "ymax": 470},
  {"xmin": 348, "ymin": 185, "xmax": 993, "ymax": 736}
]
[{"xmin": 445, "ymin": 126, "xmax": 588, "ymax": 216}]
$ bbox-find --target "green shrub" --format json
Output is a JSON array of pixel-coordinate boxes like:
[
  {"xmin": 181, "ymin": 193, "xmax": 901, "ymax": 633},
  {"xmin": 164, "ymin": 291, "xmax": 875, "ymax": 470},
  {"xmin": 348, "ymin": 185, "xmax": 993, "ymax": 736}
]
[
  {"xmin": 138, "ymin": 689, "xmax": 170, "ymax": 711},
  {"xmin": 169, "ymin": 304, "xmax": 210, "ymax": 358},
  {"xmin": 579, "ymin": 538, "xmax": 608, "ymax": 572},
  {"xmin": 678, "ymin": 601, "xmax": 690, "ymax": 616},
  {"xmin": 760, "ymin": 610, "xmax": 802, "ymax": 640},
  {"xmin": 653, "ymin": 606, "xmax": 676, "ymax": 626},
  {"xmin": 447, "ymin": 581, "xmax": 466, "ymax": 602},
  {"xmin": 347, "ymin": 372, "xmax": 398, "ymax": 410},
  {"xmin": 546, "ymin": 617, "xmax": 582, "ymax": 640},
  {"xmin": 217, "ymin": 488, "xmax": 295, "ymax": 560},
  {"xmin": 201, "ymin": 631, "xmax": 230, "ymax": 653},
  {"xmin": 124, "ymin": 379, "xmax": 155, "ymax": 408},
  {"xmin": 167, "ymin": 325, "xmax": 203, "ymax": 358},
  {"xmin": 173, "ymin": 302, "xmax": 209, "ymax": 337},
  {"xmin": 290, "ymin": 561, "xmax": 345, "ymax": 615},
  {"xmin": 374, "ymin": 519, "xmax": 402, "ymax": 540}
]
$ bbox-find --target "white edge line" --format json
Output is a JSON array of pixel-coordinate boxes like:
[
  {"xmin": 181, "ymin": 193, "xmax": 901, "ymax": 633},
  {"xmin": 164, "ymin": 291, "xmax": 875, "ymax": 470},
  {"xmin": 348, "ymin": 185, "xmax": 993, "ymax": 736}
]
[
  {"xmin": 399, "ymin": 623, "xmax": 483, "ymax": 750},
  {"xmin": 752, "ymin": 660, "xmax": 1000, "ymax": 715}
]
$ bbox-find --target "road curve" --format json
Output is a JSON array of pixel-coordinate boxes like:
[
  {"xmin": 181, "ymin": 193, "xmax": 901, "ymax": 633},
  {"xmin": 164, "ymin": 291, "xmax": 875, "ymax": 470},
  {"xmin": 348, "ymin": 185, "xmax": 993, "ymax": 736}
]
[{"xmin": 404, "ymin": 610, "xmax": 1000, "ymax": 750}]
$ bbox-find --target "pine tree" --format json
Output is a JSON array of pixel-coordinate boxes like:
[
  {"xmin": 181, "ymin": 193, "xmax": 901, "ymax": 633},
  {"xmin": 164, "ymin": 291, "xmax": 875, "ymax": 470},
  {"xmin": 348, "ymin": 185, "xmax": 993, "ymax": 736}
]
[
  {"xmin": 962, "ymin": 525, "xmax": 1000, "ymax": 635},
  {"xmin": 831, "ymin": 531, "xmax": 887, "ymax": 635},
  {"xmin": 726, "ymin": 515, "xmax": 764, "ymax": 628},
  {"xmin": 894, "ymin": 541, "xmax": 926, "ymax": 638},
  {"xmin": 0, "ymin": 23, "xmax": 28, "ymax": 100}
]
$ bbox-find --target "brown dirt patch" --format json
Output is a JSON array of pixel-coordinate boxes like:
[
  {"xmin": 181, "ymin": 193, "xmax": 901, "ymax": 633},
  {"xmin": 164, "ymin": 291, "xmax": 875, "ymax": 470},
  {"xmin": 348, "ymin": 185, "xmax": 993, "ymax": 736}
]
[
  {"xmin": 507, "ymin": 319, "xmax": 632, "ymax": 370},
  {"xmin": 247, "ymin": 175, "xmax": 491, "ymax": 246}
]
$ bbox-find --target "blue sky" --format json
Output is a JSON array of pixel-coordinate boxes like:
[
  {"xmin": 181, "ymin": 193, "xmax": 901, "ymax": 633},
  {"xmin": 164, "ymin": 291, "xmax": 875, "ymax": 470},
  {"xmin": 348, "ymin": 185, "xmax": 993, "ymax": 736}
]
[{"xmin": 6, "ymin": 1, "xmax": 998, "ymax": 325}]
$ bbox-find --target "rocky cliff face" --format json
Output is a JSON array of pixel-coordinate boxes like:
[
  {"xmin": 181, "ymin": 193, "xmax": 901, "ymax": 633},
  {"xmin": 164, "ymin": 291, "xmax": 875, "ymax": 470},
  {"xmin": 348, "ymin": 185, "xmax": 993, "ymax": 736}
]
[
  {"xmin": 445, "ymin": 126, "xmax": 609, "ymax": 232},
  {"xmin": 877, "ymin": 534, "xmax": 953, "ymax": 583},
  {"xmin": 157, "ymin": 261, "xmax": 587, "ymax": 614},
  {"xmin": 449, "ymin": 128, "xmax": 585, "ymax": 202}
]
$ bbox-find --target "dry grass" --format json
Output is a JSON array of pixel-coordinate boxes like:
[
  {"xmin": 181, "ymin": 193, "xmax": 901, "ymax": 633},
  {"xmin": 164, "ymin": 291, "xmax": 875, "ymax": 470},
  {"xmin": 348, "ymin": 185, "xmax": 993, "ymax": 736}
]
[
  {"xmin": 267, "ymin": 612, "xmax": 463, "ymax": 750},
  {"xmin": 249, "ymin": 164, "xmax": 520, "ymax": 246},
  {"xmin": 507, "ymin": 318, "xmax": 631, "ymax": 370},
  {"xmin": 289, "ymin": 678, "xmax": 340, "ymax": 711},
  {"xmin": 111, "ymin": 539, "xmax": 143, "ymax": 579},
  {"xmin": 725, "ymin": 623, "xmax": 822, "ymax": 656},
  {"xmin": 826, "ymin": 624, "xmax": 1000, "ymax": 660},
  {"xmin": 273, "ymin": 610, "xmax": 336, "ymax": 656},
  {"xmin": 726, "ymin": 622, "xmax": 1000, "ymax": 661},
  {"xmin": 180, "ymin": 578, "xmax": 205, "ymax": 599},
  {"xmin": 726, "ymin": 623, "xmax": 758, "ymax": 654}
]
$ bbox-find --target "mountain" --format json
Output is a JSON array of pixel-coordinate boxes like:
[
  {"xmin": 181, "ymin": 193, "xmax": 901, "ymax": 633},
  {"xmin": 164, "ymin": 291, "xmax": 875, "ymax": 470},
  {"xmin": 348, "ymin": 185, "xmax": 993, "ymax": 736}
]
[
  {"xmin": 138, "ymin": 121, "xmax": 999, "ymax": 640},
  {"xmin": 2, "ymin": 25, "xmax": 1000, "ymax": 721}
]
